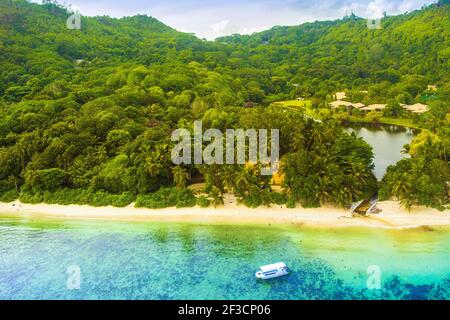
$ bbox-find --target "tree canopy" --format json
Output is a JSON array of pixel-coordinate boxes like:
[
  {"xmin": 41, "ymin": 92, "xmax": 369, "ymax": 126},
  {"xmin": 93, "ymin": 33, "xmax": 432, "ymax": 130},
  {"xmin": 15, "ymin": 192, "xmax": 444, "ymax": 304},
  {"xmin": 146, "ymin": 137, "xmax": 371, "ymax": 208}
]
[{"xmin": 0, "ymin": 0, "xmax": 448, "ymax": 209}]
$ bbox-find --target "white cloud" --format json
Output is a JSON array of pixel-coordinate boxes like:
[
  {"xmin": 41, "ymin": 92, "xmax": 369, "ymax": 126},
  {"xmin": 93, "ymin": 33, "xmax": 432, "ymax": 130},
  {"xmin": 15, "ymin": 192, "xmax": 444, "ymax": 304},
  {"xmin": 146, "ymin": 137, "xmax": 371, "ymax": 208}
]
[
  {"xmin": 240, "ymin": 27, "xmax": 262, "ymax": 35},
  {"xmin": 367, "ymin": 0, "xmax": 388, "ymax": 19},
  {"xmin": 211, "ymin": 20, "xmax": 262, "ymax": 37},
  {"xmin": 30, "ymin": 0, "xmax": 436, "ymax": 39},
  {"xmin": 211, "ymin": 20, "xmax": 240, "ymax": 36},
  {"xmin": 397, "ymin": 0, "xmax": 429, "ymax": 12},
  {"xmin": 211, "ymin": 20, "xmax": 229, "ymax": 34}
]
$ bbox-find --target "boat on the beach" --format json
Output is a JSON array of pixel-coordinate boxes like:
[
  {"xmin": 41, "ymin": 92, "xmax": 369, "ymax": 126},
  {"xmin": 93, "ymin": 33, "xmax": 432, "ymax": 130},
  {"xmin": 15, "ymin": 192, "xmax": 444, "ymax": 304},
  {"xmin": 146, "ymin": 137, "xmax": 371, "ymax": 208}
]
[
  {"xmin": 255, "ymin": 262, "xmax": 291, "ymax": 280},
  {"xmin": 350, "ymin": 198, "xmax": 381, "ymax": 215}
]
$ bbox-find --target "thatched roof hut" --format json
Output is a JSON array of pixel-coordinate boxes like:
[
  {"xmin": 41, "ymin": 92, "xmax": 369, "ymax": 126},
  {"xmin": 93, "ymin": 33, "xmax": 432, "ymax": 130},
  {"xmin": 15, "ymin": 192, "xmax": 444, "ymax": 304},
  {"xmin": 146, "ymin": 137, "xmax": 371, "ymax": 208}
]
[
  {"xmin": 403, "ymin": 103, "xmax": 428, "ymax": 113},
  {"xmin": 361, "ymin": 104, "xmax": 387, "ymax": 111},
  {"xmin": 334, "ymin": 92, "xmax": 347, "ymax": 100},
  {"xmin": 352, "ymin": 102, "xmax": 365, "ymax": 109},
  {"xmin": 329, "ymin": 100, "xmax": 353, "ymax": 108}
]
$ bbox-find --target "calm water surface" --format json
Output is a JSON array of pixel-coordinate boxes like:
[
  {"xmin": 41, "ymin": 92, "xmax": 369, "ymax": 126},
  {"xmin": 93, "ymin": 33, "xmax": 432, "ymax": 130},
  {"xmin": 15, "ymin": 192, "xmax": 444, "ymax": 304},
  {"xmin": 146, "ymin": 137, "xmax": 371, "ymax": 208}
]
[
  {"xmin": 0, "ymin": 215, "xmax": 448, "ymax": 300},
  {"xmin": 345, "ymin": 124, "xmax": 416, "ymax": 180}
]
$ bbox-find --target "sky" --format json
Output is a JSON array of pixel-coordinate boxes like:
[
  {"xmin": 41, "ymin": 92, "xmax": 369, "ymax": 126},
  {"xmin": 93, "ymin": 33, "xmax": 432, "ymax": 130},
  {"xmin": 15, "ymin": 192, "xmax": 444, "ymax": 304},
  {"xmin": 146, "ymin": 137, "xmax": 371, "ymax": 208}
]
[{"xmin": 33, "ymin": 0, "xmax": 436, "ymax": 39}]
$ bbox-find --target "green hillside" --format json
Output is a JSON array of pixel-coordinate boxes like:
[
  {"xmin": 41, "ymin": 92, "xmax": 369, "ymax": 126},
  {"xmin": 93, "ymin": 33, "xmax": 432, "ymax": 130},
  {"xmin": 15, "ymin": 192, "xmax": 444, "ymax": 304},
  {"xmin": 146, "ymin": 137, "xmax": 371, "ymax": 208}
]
[{"xmin": 217, "ymin": 3, "xmax": 450, "ymax": 99}]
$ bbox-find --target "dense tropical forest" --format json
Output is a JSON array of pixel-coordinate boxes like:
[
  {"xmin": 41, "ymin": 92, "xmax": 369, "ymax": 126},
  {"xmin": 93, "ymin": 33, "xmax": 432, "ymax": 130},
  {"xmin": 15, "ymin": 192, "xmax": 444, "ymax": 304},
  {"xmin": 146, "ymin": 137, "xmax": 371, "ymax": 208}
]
[{"xmin": 0, "ymin": 0, "xmax": 448, "ymax": 210}]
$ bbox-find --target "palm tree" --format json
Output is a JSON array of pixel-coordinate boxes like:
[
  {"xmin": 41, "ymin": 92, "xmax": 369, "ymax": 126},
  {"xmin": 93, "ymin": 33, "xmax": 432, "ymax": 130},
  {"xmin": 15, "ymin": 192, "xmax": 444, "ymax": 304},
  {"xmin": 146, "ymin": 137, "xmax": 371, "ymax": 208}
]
[
  {"xmin": 14, "ymin": 139, "xmax": 29, "ymax": 169},
  {"xmin": 94, "ymin": 146, "xmax": 107, "ymax": 165},
  {"xmin": 209, "ymin": 186, "xmax": 224, "ymax": 207},
  {"xmin": 154, "ymin": 143, "xmax": 169, "ymax": 160},
  {"xmin": 315, "ymin": 176, "xmax": 330, "ymax": 204},
  {"xmin": 351, "ymin": 162, "xmax": 371, "ymax": 187},
  {"xmin": 235, "ymin": 168, "xmax": 252, "ymax": 195},
  {"xmin": 334, "ymin": 186, "xmax": 354, "ymax": 208},
  {"xmin": 392, "ymin": 173, "xmax": 414, "ymax": 211},
  {"xmin": 144, "ymin": 143, "xmax": 171, "ymax": 178},
  {"xmin": 144, "ymin": 156, "xmax": 162, "ymax": 177},
  {"xmin": 172, "ymin": 165, "xmax": 189, "ymax": 189},
  {"xmin": 220, "ymin": 165, "xmax": 236, "ymax": 193}
]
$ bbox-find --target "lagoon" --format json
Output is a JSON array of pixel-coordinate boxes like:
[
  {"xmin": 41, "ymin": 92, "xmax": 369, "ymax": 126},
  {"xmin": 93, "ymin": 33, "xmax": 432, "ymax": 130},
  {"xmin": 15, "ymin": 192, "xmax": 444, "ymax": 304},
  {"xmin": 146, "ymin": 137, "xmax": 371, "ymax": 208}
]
[
  {"xmin": 0, "ymin": 215, "xmax": 448, "ymax": 300},
  {"xmin": 345, "ymin": 124, "xmax": 416, "ymax": 180}
]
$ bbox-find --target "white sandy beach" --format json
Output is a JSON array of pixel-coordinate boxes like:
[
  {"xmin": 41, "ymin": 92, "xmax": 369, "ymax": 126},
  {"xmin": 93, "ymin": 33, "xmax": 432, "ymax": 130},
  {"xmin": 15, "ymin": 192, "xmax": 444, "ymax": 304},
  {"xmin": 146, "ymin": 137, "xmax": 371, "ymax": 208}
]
[{"xmin": 0, "ymin": 198, "xmax": 449, "ymax": 229}]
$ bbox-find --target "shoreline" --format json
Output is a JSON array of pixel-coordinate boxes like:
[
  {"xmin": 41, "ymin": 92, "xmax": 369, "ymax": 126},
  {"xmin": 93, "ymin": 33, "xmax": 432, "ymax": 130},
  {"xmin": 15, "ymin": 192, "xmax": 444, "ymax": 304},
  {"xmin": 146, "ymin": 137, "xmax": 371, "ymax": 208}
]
[
  {"xmin": 0, "ymin": 200, "xmax": 449, "ymax": 229},
  {"xmin": 344, "ymin": 117, "xmax": 423, "ymax": 131}
]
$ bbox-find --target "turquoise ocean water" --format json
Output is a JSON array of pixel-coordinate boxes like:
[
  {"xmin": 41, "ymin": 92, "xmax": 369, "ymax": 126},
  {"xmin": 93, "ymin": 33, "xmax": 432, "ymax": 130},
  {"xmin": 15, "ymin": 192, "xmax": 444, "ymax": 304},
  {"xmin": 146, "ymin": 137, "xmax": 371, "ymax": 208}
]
[{"xmin": 0, "ymin": 215, "xmax": 448, "ymax": 300}]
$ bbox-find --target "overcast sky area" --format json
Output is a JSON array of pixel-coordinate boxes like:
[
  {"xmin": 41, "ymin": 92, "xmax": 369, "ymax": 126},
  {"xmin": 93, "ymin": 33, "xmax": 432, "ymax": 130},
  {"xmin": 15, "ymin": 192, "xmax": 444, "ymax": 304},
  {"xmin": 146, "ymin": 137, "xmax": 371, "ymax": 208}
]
[{"xmin": 32, "ymin": 0, "xmax": 436, "ymax": 39}]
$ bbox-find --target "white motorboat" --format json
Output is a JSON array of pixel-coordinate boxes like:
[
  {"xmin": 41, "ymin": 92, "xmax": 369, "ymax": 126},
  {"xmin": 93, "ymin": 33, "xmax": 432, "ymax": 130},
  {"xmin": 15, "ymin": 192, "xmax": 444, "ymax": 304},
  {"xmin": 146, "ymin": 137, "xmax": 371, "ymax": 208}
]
[{"xmin": 255, "ymin": 262, "xmax": 291, "ymax": 280}]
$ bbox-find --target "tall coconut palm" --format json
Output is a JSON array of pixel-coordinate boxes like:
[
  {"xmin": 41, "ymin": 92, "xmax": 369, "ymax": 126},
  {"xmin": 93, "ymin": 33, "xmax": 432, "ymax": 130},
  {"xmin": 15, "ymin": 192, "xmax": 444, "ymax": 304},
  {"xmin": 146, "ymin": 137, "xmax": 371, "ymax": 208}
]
[
  {"xmin": 172, "ymin": 165, "xmax": 189, "ymax": 189},
  {"xmin": 144, "ymin": 156, "xmax": 162, "ymax": 177},
  {"xmin": 209, "ymin": 186, "xmax": 224, "ymax": 207},
  {"xmin": 334, "ymin": 186, "xmax": 354, "ymax": 208},
  {"xmin": 351, "ymin": 162, "xmax": 371, "ymax": 187},
  {"xmin": 220, "ymin": 165, "xmax": 236, "ymax": 193},
  {"xmin": 235, "ymin": 168, "xmax": 252, "ymax": 195},
  {"xmin": 392, "ymin": 172, "xmax": 414, "ymax": 211},
  {"xmin": 315, "ymin": 176, "xmax": 331, "ymax": 204},
  {"xmin": 144, "ymin": 143, "xmax": 171, "ymax": 178}
]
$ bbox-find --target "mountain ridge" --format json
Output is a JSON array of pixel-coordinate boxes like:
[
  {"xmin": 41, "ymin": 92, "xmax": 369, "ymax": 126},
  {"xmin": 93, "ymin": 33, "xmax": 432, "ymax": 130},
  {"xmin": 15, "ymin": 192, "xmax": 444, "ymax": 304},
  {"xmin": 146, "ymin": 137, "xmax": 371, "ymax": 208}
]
[{"xmin": 0, "ymin": 0, "xmax": 449, "ymax": 101}]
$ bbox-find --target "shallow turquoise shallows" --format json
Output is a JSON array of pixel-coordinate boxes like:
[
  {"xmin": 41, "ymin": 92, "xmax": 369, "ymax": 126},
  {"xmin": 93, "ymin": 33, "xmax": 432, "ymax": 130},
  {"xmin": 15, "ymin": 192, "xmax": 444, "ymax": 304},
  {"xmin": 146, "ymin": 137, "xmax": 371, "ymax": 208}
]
[{"xmin": 0, "ymin": 215, "xmax": 449, "ymax": 300}]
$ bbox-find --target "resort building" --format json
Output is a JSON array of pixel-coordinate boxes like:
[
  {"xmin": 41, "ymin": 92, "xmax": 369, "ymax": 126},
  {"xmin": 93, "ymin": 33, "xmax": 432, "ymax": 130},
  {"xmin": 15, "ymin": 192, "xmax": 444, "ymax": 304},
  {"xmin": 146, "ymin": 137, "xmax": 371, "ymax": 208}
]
[
  {"xmin": 329, "ymin": 100, "xmax": 353, "ymax": 108},
  {"xmin": 360, "ymin": 104, "xmax": 387, "ymax": 112},
  {"xmin": 271, "ymin": 171, "xmax": 284, "ymax": 186},
  {"xmin": 351, "ymin": 102, "xmax": 365, "ymax": 109},
  {"xmin": 270, "ymin": 161, "xmax": 284, "ymax": 186},
  {"xmin": 402, "ymin": 103, "xmax": 429, "ymax": 113},
  {"xmin": 333, "ymin": 91, "xmax": 347, "ymax": 100},
  {"xmin": 427, "ymin": 85, "xmax": 437, "ymax": 92},
  {"xmin": 329, "ymin": 100, "xmax": 365, "ymax": 109},
  {"xmin": 328, "ymin": 90, "xmax": 429, "ymax": 114},
  {"xmin": 244, "ymin": 161, "xmax": 285, "ymax": 186}
]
